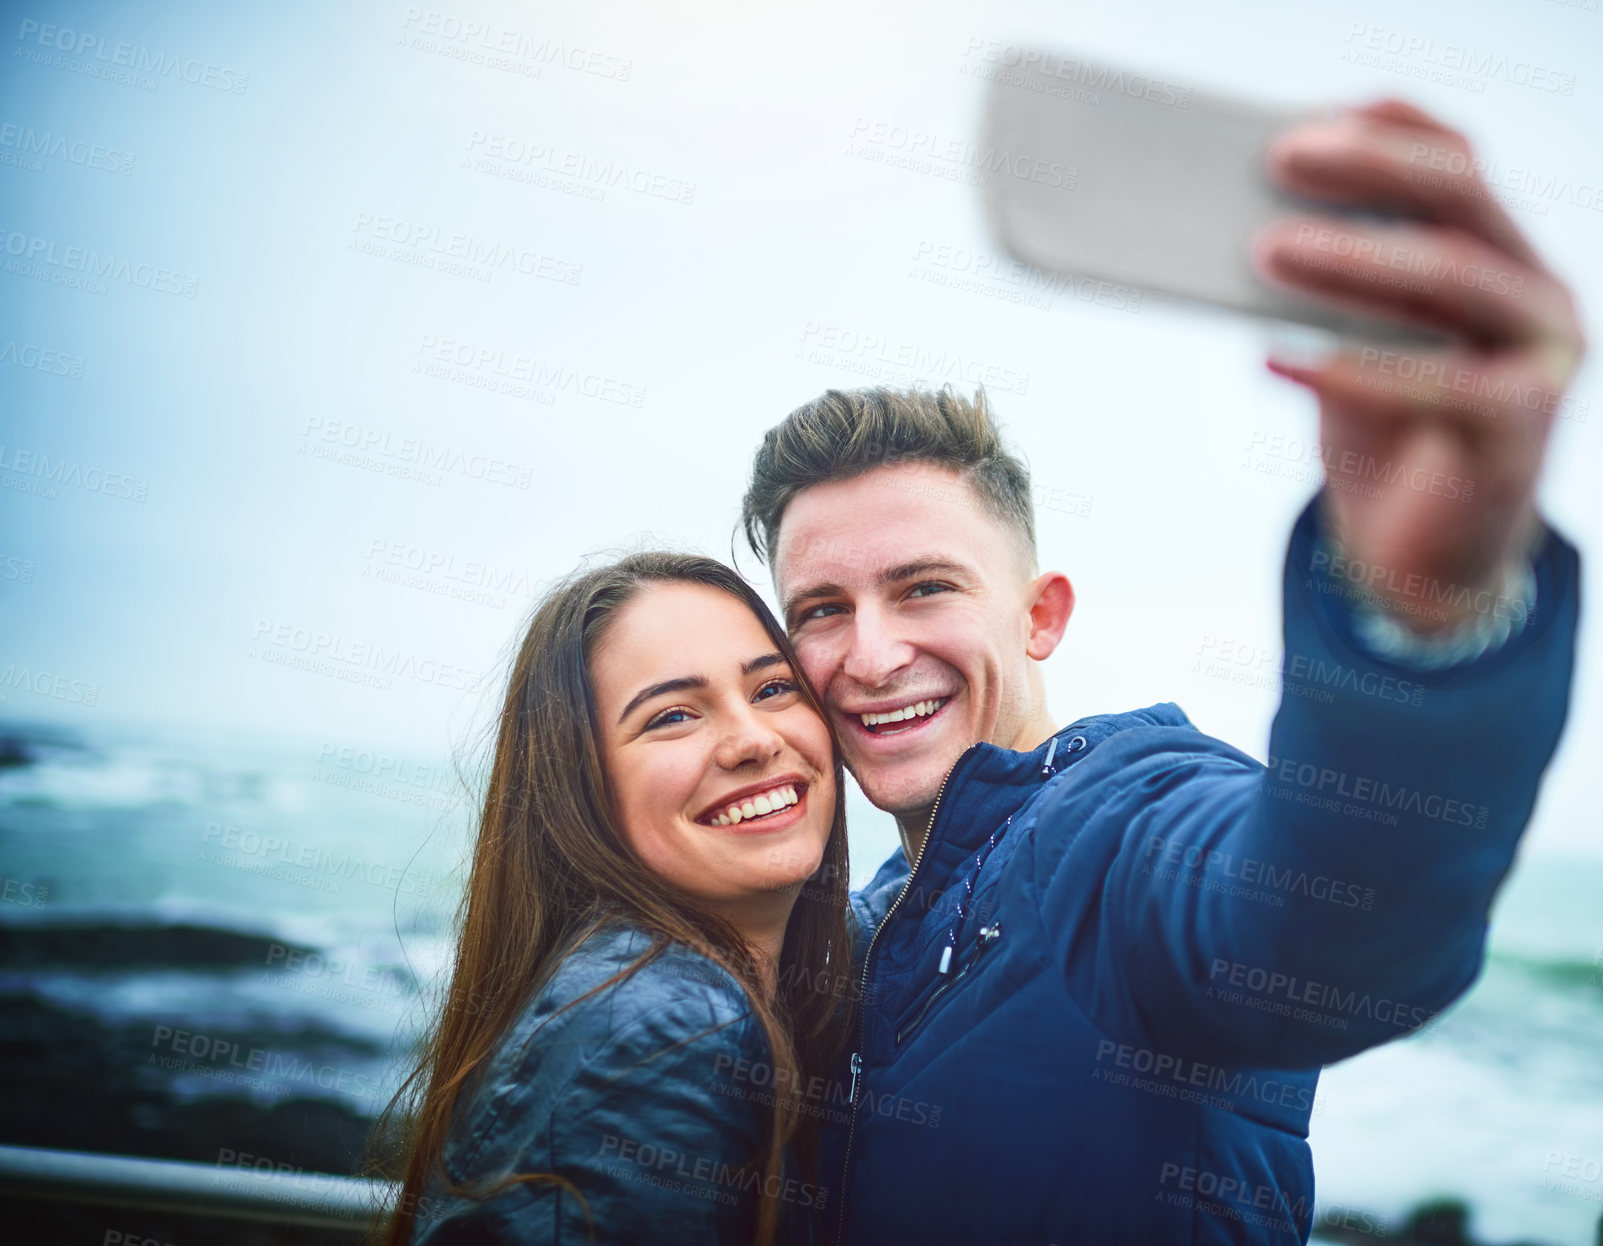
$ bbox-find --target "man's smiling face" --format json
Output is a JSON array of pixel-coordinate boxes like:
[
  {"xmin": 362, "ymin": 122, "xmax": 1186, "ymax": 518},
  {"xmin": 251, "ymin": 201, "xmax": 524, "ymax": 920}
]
[{"xmin": 774, "ymin": 459, "xmax": 1065, "ymax": 825}]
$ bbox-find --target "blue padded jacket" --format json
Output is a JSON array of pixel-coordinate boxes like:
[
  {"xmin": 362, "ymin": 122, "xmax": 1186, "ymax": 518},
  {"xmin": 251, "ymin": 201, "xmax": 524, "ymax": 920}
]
[{"xmin": 820, "ymin": 496, "xmax": 1581, "ymax": 1245}]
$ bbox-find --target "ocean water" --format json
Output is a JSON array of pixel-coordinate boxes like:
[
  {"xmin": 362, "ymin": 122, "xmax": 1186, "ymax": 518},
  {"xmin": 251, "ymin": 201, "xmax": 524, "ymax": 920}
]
[
  {"xmin": 0, "ymin": 717, "xmax": 1599, "ymax": 1243},
  {"xmin": 0, "ymin": 718, "xmax": 467, "ymax": 1138},
  {"xmin": 1306, "ymin": 856, "xmax": 1603, "ymax": 1245}
]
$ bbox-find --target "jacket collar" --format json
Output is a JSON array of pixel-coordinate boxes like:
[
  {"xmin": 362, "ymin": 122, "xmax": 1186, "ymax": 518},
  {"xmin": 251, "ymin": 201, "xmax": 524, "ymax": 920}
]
[{"xmin": 922, "ymin": 702, "xmax": 1192, "ymax": 858}]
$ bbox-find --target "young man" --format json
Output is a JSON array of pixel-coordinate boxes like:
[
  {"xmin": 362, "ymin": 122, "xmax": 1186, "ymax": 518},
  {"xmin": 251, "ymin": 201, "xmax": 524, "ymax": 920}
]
[{"xmin": 739, "ymin": 101, "xmax": 1584, "ymax": 1244}]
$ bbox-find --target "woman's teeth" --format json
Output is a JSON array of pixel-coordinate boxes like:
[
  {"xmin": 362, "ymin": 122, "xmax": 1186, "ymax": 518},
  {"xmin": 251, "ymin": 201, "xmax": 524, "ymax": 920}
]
[
  {"xmin": 860, "ymin": 697, "xmax": 947, "ymax": 730},
  {"xmin": 708, "ymin": 784, "xmax": 800, "ymax": 827}
]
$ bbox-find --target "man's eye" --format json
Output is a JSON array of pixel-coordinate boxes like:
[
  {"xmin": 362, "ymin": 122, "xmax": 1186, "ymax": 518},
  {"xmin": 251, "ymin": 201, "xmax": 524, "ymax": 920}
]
[
  {"xmin": 755, "ymin": 679, "xmax": 799, "ymax": 702},
  {"xmin": 644, "ymin": 707, "xmax": 693, "ymax": 730},
  {"xmin": 799, "ymin": 603, "xmax": 845, "ymax": 622},
  {"xmin": 908, "ymin": 581, "xmax": 953, "ymax": 598}
]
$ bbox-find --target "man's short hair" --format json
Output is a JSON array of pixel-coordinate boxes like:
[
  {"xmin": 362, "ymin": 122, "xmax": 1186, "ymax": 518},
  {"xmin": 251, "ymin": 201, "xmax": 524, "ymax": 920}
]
[{"xmin": 740, "ymin": 385, "xmax": 1036, "ymax": 568}]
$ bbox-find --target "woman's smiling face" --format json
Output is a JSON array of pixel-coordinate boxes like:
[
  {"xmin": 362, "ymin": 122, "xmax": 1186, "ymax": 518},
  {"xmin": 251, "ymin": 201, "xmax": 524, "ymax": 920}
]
[{"xmin": 590, "ymin": 581, "xmax": 836, "ymax": 913}]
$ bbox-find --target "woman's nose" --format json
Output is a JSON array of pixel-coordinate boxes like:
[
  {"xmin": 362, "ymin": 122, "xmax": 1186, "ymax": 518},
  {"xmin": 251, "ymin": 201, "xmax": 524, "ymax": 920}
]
[{"xmin": 712, "ymin": 704, "xmax": 785, "ymax": 770}]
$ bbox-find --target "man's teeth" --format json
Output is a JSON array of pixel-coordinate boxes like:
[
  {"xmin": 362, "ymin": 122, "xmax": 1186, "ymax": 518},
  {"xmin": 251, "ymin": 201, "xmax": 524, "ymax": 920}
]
[
  {"xmin": 860, "ymin": 698, "xmax": 947, "ymax": 729},
  {"xmin": 709, "ymin": 784, "xmax": 800, "ymax": 827}
]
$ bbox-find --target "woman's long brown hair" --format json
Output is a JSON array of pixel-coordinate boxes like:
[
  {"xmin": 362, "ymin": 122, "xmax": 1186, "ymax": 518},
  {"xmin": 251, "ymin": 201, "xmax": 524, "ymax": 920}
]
[{"xmin": 370, "ymin": 552, "xmax": 854, "ymax": 1246}]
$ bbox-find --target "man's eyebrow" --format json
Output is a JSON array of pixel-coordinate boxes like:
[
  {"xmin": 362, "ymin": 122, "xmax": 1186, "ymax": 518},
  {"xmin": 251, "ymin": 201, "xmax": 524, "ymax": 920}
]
[
  {"xmin": 617, "ymin": 652, "xmax": 789, "ymax": 724},
  {"xmin": 783, "ymin": 582, "xmax": 845, "ymax": 621},
  {"xmin": 783, "ymin": 558, "xmax": 975, "ymax": 621},
  {"xmin": 881, "ymin": 558, "xmax": 972, "ymax": 584}
]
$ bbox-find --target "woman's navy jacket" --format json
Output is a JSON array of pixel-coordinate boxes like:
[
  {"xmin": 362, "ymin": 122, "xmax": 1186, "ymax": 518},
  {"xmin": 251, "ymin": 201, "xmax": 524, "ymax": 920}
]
[{"xmin": 411, "ymin": 924, "xmax": 823, "ymax": 1244}]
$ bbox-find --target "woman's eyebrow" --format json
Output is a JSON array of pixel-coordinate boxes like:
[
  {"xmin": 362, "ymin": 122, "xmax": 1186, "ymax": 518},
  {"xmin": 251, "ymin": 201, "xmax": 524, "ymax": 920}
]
[
  {"xmin": 743, "ymin": 651, "xmax": 787, "ymax": 675},
  {"xmin": 618, "ymin": 676, "xmax": 705, "ymax": 725},
  {"xmin": 616, "ymin": 652, "xmax": 788, "ymax": 724}
]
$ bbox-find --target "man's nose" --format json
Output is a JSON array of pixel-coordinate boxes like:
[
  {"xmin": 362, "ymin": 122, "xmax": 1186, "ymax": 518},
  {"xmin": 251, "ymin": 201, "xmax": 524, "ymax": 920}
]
[{"xmin": 841, "ymin": 605, "xmax": 916, "ymax": 690}]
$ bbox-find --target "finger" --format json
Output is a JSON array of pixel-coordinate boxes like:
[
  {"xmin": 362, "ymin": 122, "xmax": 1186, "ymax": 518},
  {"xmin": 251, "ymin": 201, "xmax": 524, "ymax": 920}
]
[
  {"xmin": 1265, "ymin": 356, "xmax": 1321, "ymax": 388},
  {"xmin": 1302, "ymin": 348, "xmax": 1567, "ymax": 434},
  {"xmin": 1255, "ymin": 217, "xmax": 1565, "ymax": 347},
  {"xmin": 1318, "ymin": 399, "xmax": 1547, "ymax": 574},
  {"xmin": 1267, "ymin": 109, "xmax": 1543, "ymax": 271},
  {"xmin": 1347, "ymin": 98, "xmax": 1454, "ymax": 133}
]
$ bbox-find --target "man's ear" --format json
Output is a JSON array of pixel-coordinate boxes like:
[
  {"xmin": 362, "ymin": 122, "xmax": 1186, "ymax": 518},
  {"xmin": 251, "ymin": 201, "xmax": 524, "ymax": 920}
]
[{"xmin": 1024, "ymin": 571, "xmax": 1074, "ymax": 661}]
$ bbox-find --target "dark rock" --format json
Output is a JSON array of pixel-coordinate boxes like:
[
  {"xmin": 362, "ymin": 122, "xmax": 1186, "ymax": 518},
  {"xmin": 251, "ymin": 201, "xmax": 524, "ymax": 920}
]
[{"xmin": 0, "ymin": 923, "xmax": 321, "ymax": 972}]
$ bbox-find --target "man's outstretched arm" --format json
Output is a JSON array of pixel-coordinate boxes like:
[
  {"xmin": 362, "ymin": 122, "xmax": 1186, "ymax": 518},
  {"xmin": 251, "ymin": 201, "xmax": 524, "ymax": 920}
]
[
  {"xmin": 1036, "ymin": 99, "xmax": 1586, "ymax": 1069},
  {"xmin": 1034, "ymin": 492, "xmax": 1578, "ymax": 1069}
]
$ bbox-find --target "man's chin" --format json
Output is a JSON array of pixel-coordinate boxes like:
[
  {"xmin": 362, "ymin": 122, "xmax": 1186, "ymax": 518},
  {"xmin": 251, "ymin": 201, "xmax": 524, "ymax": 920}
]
[
  {"xmin": 847, "ymin": 759, "xmax": 949, "ymax": 826},
  {"xmin": 838, "ymin": 700, "xmax": 971, "ymax": 810}
]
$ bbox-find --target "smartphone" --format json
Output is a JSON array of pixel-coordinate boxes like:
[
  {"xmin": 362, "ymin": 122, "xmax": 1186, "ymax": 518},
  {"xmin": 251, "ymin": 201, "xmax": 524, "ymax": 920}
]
[{"xmin": 980, "ymin": 49, "xmax": 1441, "ymax": 345}]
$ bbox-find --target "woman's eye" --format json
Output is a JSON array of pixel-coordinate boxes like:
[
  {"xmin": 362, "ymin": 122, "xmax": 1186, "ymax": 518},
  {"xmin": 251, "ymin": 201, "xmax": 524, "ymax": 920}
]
[
  {"xmin": 644, "ymin": 707, "xmax": 693, "ymax": 730},
  {"xmin": 755, "ymin": 679, "xmax": 799, "ymax": 702}
]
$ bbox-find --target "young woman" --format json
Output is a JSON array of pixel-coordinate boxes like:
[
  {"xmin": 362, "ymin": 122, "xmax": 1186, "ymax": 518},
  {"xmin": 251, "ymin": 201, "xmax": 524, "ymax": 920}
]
[{"xmin": 375, "ymin": 552, "xmax": 853, "ymax": 1246}]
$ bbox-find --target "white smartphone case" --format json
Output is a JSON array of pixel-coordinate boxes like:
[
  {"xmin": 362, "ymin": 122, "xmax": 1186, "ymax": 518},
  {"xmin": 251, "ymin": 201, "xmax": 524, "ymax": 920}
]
[{"xmin": 981, "ymin": 50, "xmax": 1440, "ymax": 344}]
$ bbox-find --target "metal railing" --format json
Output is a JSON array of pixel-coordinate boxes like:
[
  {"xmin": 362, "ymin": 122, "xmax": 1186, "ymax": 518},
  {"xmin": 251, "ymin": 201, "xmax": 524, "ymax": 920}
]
[{"xmin": 0, "ymin": 1143, "xmax": 396, "ymax": 1232}]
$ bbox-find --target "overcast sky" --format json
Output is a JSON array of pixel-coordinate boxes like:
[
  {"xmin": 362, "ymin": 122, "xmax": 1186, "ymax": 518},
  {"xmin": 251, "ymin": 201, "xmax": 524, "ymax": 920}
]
[{"xmin": 3, "ymin": 0, "xmax": 1600, "ymax": 858}]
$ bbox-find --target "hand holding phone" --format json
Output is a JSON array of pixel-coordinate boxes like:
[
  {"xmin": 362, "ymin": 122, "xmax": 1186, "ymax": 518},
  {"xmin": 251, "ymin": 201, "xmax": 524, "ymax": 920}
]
[{"xmin": 982, "ymin": 56, "xmax": 1587, "ymax": 638}]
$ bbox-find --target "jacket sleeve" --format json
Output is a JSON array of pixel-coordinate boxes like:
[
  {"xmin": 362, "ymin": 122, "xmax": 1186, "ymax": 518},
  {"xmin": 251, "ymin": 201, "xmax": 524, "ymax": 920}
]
[
  {"xmin": 416, "ymin": 988, "xmax": 772, "ymax": 1245},
  {"xmin": 1035, "ymin": 492, "xmax": 1581, "ymax": 1069}
]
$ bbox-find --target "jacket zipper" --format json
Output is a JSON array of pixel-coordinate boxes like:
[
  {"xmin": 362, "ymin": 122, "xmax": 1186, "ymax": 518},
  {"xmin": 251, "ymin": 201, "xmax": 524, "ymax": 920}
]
[
  {"xmin": 894, "ymin": 922, "xmax": 1001, "ymax": 1047},
  {"xmin": 832, "ymin": 745, "xmax": 973, "ymax": 1246}
]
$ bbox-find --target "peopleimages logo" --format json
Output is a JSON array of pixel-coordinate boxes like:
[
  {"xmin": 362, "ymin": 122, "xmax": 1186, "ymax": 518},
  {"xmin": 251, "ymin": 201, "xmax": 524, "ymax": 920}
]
[
  {"xmin": 399, "ymin": 8, "xmax": 633, "ymax": 81},
  {"xmin": 15, "ymin": 19, "xmax": 249, "ymax": 93},
  {"xmin": 1207, "ymin": 957, "xmax": 1435, "ymax": 1030},
  {"xmin": 1265, "ymin": 753, "xmax": 1490, "ymax": 830},
  {"xmin": 0, "ymin": 228, "xmax": 198, "ymax": 297},
  {"xmin": 910, "ymin": 239, "xmax": 1142, "ymax": 314},
  {"xmin": 959, "ymin": 41, "xmax": 1195, "ymax": 108},
  {"xmin": 147, "ymin": 1026, "xmax": 378, "ymax": 1100},
  {"xmin": 1155, "ymin": 1161, "xmax": 1312, "ymax": 1230},
  {"xmin": 597, "ymin": 1133, "xmax": 828, "ymax": 1209},
  {"xmin": 363, "ymin": 539, "xmax": 534, "ymax": 598},
  {"xmin": 797, "ymin": 322, "xmax": 1030, "ymax": 396},
  {"xmin": 0, "ymin": 663, "xmax": 99, "ymax": 705},
  {"xmin": 350, "ymin": 212, "xmax": 582, "ymax": 285},
  {"xmin": 300, "ymin": 416, "xmax": 535, "ymax": 490},
  {"xmin": 847, "ymin": 117, "xmax": 1075, "ymax": 189},
  {"xmin": 465, "ymin": 131, "xmax": 695, "ymax": 204},
  {"xmin": 413, "ymin": 335, "xmax": 646, "ymax": 408},
  {"xmin": 1342, "ymin": 23, "xmax": 1576, "ymax": 96},
  {"xmin": 0, "ymin": 444, "xmax": 149, "ymax": 502},
  {"xmin": 1142, "ymin": 835, "xmax": 1377, "ymax": 910},
  {"xmin": 249, "ymin": 619, "xmax": 483, "ymax": 693},
  {"xmin": 202, "ymin": 820, "xmax": 434, "ymax": 897},
  {"xmin": 0, "ymin": 340, "xmax": 86, "ymax": 378},
  {"xmin": 1405, "ymin": 141, "xmax": 1603, "ymax": 216},
  {"xmin": 1094, "ymin": 1039, "xmax": 1317, "ymax": 1114},
  {"xmin": 1293, "ymin": 224, "xmax": 1525, "ymax": 297},
  {"xmin": 0, "ymin": 123, "xmax": 135, "ymax": 174}
]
